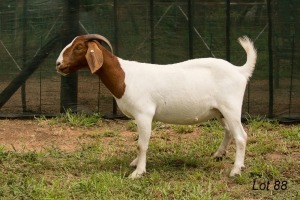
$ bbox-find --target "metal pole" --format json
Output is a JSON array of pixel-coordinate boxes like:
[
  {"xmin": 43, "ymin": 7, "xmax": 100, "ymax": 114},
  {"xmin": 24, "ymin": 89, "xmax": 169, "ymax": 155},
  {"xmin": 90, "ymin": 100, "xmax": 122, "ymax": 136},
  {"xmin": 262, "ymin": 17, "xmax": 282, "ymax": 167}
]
[
  {"xmin": 226, "ymin": 0, "xmax": 230, "ymax": 62},
  {"xmin": 114, "ymin": 0, "xmax": 119, "ymax": 56},
  {"xmin": 0, "ymin": 37, "xmax": 58, "ymax": 109},
  {"xmin": 22, "ymin": 0, "xmax": 28, "ymax": 112},
  {"xmin": 267, "ymin": 0, "xmax": 274, "ymax": 118},
  {"xmin": 288, "ymin": 33, "xmax": 295, "ymax": 116},
  {"xmin": 60, "ymin": 0, "xmax": 80, "ymax": 113},
  {"xmin": 39, "ymin": 36, "xmax": 43, "ymax": 113},
  {"xmin": 188, "ymin": 0, "xmax": 194, "ymax": 59},
  {"xmin": 112, "ymin": 0, "xmax": 119, "ymax": 116},
  {"xmin": 150, "ymin": 0, "xmax": 155, "ymax": 63}
]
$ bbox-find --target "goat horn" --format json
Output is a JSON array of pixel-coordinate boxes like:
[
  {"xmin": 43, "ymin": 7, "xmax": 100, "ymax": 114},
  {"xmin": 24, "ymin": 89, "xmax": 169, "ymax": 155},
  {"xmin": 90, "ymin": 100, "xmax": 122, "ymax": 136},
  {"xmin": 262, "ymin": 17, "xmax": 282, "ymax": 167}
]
[{"xmin": 84, "ymin": 34, "xmax": 114, "ymax": 54}]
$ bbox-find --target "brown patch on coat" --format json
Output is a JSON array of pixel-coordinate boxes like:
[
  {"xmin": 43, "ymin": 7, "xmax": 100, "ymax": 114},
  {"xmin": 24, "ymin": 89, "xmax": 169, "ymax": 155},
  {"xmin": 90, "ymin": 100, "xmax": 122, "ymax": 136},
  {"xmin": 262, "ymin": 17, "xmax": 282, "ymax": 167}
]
[
  {"xmin": 59, "ymin": 36, "xmax": 89, "ymax": 74},
  {"xmin": 93, "ymin": 42, "xmax": 126, "ymax": 99},
  {"xmin": 57, "ymin": 35, "xmax": 126, "ymax": 99}
]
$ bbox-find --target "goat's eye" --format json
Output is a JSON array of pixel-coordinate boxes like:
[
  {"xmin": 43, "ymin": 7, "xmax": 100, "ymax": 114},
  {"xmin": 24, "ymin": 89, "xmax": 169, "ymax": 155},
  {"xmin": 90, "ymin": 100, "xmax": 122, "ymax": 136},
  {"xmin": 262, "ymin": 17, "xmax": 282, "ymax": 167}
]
[{"xmin": 75, "ymin": 44, "xmax": 83, "ymax": 51}]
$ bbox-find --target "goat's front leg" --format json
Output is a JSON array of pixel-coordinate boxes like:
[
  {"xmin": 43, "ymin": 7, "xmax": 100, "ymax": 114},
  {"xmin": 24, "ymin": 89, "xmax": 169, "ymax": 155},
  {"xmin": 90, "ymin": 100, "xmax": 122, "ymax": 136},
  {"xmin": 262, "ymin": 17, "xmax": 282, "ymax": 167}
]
[{"xmin": 129, "ymin": 115, "xmax": 152, "ymax": 179}]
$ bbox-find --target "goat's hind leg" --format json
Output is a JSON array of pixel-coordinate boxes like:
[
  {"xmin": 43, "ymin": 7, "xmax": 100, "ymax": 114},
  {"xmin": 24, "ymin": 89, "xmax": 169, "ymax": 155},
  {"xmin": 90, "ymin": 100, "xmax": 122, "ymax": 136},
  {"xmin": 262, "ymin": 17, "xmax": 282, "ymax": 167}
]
[
  {"xmin": 213, "ymin": 116, "xmax": 232, "ymax": 161},
  {"xmin": 230, "ymin": 122, "xmax": 247, "ymax": 176},
  {"xmin": 221, "ymin": 114, "xmax": 247, "ymax": 177}
]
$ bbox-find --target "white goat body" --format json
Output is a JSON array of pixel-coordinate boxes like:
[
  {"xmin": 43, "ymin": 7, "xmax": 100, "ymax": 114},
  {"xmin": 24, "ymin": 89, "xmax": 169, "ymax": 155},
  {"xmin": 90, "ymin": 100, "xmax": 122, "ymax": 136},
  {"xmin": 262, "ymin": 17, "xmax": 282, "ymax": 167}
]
[
  {"xmin": 56, "ymin": 35, "xmax": 257, "ymax": 179},
  {"xmin": 117, "ymin": 57, "xmax": 249, "ymax": 124}
]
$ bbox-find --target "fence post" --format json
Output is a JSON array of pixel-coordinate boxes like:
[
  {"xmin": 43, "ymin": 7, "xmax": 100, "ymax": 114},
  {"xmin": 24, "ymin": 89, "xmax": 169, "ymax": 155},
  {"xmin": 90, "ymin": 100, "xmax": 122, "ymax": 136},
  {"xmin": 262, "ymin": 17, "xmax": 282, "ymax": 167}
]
[
  {"xmin": 226, "ymin": 0, "xmax": 231, "ymax": 62},
  {"xmin": 21, "ymin": 0, "xmax": 28, "ymax": 112},
  {"xmin": 0, "ymin": 37, "xmax": 58, "ymax": 109},
  {"xmin": 60, "ymin": 0, "xmax": 80, "ymax": 113},
  {"xmin": 112, "ymin": 0, "xmax": 119, "ymax": 116},
  {"xmin": 188, "ymin": 0, "xmax": 194, "ymax": 59},
  {"xmin": 288, "ymin": 33, "xmax": 295, "ymax": 116},
  {"xmin": 150, "ymin": 0, "xmax": 155, "ymax": 64},
  {"xmin": 267, "ymin": 0, "xmax": 274, "ymax": 118}
]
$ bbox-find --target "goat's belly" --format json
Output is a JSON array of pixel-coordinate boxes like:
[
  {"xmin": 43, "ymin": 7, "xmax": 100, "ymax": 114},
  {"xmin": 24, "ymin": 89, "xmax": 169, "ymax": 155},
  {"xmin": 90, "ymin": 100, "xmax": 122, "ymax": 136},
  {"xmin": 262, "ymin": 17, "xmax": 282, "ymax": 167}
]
[
  {"xmin": 116, "ymin": 93, "xmax": 221, "ymax": 124},
  {"xmin": 153, "ymin": 104, "xmax": 220, "ymax": 125}
]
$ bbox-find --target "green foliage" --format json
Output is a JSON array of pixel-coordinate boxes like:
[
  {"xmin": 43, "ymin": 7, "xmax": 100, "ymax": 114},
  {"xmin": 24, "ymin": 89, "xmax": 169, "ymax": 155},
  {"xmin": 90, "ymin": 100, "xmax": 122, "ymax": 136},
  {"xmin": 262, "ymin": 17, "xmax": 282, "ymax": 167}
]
[
  {"xmin": 102, "ymin": 130, "xmax": 119, "ymax": 138},
  {"xmin": 172, "ymin": 125, "xmax": 194, "ymax": 134},
  {"xmin": 35, "ymin": 109, "xmax": 102, "ymax": 128},
  {"xmin": 60, "ymin": 110, "xmax": 102, "ymax": 128},
  {"xmin": 282, "ymin": 126, "xmax": 300, "ymax": 141},
  {"xmin": 126, "ymin": 120, "xmax": 137, "ymax": 132}
]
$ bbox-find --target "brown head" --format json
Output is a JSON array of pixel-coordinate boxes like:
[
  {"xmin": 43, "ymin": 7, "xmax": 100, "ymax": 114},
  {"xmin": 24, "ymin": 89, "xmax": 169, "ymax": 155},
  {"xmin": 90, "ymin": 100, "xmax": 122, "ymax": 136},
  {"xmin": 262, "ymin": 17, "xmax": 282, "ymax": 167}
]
[
  {"xmin": 56, "ymin": 34, "xmax": 126, "ymax": 99},
  {"xmin": 56, "ymin": 34, "xmax": 113, "ymax": 76}
]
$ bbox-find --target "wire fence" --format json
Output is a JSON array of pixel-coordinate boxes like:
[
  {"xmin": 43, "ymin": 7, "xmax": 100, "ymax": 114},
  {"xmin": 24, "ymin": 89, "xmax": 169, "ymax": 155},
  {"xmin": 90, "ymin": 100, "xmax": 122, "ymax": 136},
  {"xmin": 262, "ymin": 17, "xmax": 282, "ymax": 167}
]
[{"xmin": 0, "ymin": 0, "xmax": 299, "ymax": 122}]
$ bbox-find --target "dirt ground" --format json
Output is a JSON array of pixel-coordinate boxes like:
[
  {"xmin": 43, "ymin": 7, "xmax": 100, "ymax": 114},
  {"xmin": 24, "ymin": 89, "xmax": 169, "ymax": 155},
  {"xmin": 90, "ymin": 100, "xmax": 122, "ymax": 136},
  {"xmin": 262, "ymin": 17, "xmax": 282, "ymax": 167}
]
[
  {"xmin": 0, "ymin": 119, "xmax": 80, "ymax": 151},
  {"xmin": 0, "ymin": 119, "xmax": 204, "ymax": 152},
  {"xmin": 0, "ymin": 119, "xmax": 299, "ymax": 158},
  {"xmin": 0, "ymin": 119, "xmax": 137, "ymax": 152}
]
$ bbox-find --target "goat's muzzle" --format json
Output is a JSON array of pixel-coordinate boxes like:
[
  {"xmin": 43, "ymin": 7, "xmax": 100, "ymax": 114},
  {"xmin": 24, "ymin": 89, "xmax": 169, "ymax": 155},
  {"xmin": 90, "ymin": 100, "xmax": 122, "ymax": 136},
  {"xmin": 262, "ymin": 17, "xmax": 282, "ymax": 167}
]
[{"xmin": 56, "ymin": 64, "xmax": 69, "ymax": 77}]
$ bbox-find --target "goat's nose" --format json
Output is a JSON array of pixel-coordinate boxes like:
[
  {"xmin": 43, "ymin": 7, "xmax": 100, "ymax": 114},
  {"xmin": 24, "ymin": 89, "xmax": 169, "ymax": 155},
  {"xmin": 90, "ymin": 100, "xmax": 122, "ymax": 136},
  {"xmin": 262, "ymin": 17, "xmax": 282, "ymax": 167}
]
[{"xmin": 56, "ymin": 61, "xmax": 61, "ymax": 67}]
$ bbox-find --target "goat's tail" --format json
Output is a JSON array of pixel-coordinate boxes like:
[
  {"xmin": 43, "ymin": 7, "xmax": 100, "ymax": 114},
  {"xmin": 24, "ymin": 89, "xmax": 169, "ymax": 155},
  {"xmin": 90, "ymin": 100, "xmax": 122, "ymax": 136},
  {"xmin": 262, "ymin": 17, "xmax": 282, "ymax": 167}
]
[{"xmin": 238, "ymin": 36, "xmax": 257, "ymax": 80}]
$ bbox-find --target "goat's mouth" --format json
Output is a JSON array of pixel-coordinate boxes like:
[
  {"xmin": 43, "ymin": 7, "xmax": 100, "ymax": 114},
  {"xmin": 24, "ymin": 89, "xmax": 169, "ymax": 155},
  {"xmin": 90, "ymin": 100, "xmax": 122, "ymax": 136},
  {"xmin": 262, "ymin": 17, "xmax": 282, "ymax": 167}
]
[{"xmin": 56, "ymin": 65, "xmax": 69, "ymax": 76}]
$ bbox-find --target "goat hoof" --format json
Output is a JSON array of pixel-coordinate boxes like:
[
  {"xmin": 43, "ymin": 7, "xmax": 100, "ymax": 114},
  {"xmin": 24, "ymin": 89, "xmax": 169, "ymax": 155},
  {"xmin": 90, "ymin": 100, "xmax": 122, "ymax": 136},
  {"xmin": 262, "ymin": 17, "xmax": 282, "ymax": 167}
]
[
  {"xmin": 229, "ymin": 170, "xmax": 241, "ymax": 177},
  {"xmin": 129, "ymin": 170, "xmax": 145, "ymax": 179},
  {"xmin": 214, "ymin": 156, "xmax": 223, "ymax": 162},
  {"xmin": 229, "ymin": 165, "xmax": 245, "ymax": 177},
  {"xmin": 213, "ymin": 151, "xmax": 226, "ymax": 161}
]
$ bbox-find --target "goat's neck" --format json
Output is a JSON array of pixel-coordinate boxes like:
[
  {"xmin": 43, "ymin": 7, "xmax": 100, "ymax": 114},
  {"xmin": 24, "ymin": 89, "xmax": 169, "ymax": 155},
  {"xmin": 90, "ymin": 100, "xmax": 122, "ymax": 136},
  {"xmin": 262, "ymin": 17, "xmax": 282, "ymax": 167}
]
[{"xmin": 95, "ymin": 50, "xmax": 126, "ymax": 99}]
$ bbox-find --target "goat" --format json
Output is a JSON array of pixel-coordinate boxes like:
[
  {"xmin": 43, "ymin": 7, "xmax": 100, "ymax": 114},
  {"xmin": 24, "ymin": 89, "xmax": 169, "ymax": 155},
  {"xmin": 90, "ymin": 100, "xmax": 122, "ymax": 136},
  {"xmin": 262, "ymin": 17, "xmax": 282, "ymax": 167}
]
[{"xmin": 56, "ymin": 34, "xmax": 257, "ymax": 179}]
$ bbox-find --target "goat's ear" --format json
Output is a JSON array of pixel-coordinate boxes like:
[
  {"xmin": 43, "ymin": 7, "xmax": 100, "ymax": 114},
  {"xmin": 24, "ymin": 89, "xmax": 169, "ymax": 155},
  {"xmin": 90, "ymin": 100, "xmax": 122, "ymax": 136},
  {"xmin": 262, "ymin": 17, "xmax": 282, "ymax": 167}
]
[{"xmin": 85, "ymin": 42, "xmax": 103, "ymax": 74}]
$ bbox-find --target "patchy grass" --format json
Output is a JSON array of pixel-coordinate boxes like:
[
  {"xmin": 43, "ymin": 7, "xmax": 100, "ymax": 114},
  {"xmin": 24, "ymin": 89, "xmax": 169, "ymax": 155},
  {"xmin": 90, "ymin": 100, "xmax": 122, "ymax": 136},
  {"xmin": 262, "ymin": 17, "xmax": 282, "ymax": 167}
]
[
  {"xmin": 172, "ymin": 125, "xmax": 194, "ymax": 134},
  {"xmin": 35, "ymin": 109, "xmax": 103, "ymax": 128},
  {"xmin": 0, "ymin": 117, "xmax": 299, "ymax": 199}
]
